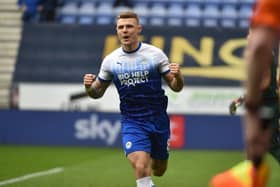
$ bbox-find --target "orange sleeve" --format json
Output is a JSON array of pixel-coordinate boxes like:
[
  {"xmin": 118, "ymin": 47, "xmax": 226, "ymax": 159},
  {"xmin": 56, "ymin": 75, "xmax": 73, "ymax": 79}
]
[{"xmin": 250, "ymin": 0, "xmax": 280, "ymax": 32}]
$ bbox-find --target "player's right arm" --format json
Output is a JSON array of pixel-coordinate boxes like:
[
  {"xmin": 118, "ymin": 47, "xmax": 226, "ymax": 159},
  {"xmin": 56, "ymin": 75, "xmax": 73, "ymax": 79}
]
[{"xmin": 83, "ymin": 74, "xmax": 110, "ymax": 99}]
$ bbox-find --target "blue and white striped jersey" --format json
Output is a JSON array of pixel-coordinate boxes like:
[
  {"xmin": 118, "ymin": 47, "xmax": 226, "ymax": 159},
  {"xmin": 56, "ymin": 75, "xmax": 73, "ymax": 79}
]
[{"xmin": 98, "ymin": 42, "xmax": 170, "ymax": 119}]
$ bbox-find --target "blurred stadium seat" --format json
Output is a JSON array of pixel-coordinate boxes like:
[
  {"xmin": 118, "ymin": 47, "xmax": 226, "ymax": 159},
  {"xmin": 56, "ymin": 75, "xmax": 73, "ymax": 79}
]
[
  {"xmin": 242, "ymin": 0, "xmax": 254, "ymax": 5},
  {"xmin": 78, "ymin": 2, "xmax": 96, "ymax": 25},
  {"xmin": 114, "ymin": 6, "xmax": 133, "ymax": 16},
  {"xmin": 61, "ymin": 0, "xmax": 81, "ymax": 4},
  {"xmin": 54, "ymin": 0, "xmax": 255, "ymax": 28},
  {"xmin": 149, "ymin": 3, "xmax": 167, "ymax": 26},
  {"xmin": 185, "ymin": 3, "xmax": 202, "ymax": 27},
  {"xmin": 221, "ymin": 0, "xmax": 239, "ymax": 7},
  {"xmin": 203, "ymin": 0, "xmax": 221, "ymax": 6},
  {"xmin": 133, "ymin": 0, "xmax": 151, "ymax": 6},
  {"xmin": 166, "ymin": 4, "xmax": 185, "ymax": 26},
  {"xmin": 220, "ymin": 5, "xmax": 238, "ymax": 28},
  {"xmin": 202, "ymin": 4, "xmax": 220, "ymax": 27},
  {"xmin": 95, "ymin": 2, "xmax": 114, "ymax": 25},
  {"xmin": 58, "ymin": 2, "xmax": 79, "ymax": 24},
  {"xmin": 185, "ymin": 0, "xmax": 202, "ymax": 6},
  {"xmin": 133, "ymin": 3, "xmax": 150, "ymax": 25},
  {"xmin": 238, "ymin": 4, "xmax": 253, "ymax": 28}
]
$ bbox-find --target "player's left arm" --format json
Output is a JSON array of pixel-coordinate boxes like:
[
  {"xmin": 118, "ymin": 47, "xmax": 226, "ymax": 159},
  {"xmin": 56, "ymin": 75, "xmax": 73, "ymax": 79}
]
[{"xmin": 163, "ymin": 63, "xmax": 184, "ymax": 92}]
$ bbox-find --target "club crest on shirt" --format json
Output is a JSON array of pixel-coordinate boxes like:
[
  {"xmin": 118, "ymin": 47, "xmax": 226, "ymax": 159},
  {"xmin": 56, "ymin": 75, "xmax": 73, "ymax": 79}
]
[{"xmin": 126, "ymin": 141, "xmax": 132, "ymax": 149}]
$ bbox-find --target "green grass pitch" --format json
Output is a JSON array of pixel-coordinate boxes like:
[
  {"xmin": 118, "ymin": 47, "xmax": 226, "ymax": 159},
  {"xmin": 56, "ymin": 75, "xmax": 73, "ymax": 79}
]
[{"xmin": 0, "ymin": 145, "xmax": 279, "ymax": 187}]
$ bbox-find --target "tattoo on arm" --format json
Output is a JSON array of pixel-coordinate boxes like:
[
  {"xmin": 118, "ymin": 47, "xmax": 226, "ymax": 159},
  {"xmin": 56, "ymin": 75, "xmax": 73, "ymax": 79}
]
[{"xmin": 85, "ymin": 85, "xmax": 103, "ymax": 99}]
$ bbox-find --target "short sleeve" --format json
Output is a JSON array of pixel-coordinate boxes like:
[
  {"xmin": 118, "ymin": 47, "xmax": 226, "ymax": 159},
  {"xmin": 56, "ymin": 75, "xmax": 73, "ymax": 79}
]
[
  {"xmin": 98, "ymin": 56, "xmax": 113, "ymax": 81},
  {"xmin": 158, "ymin": 49, "xmax": 170, "ymax": 74}
]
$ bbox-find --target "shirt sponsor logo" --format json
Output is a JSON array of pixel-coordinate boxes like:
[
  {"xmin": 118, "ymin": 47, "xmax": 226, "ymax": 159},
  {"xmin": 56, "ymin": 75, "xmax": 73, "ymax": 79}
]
[{"xmin": 118, "ymin": 70, "xmax": 149, "ymax": 87}]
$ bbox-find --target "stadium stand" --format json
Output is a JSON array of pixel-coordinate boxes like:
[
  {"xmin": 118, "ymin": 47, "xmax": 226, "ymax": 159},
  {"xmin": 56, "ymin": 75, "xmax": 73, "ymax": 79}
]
[
  {"xmin": 185, "ymin": 3, "xmax": 202, "ymax": 27},
  {"xmin": 78, "ymin": 2, "xmax": 96, "ymax": 25},
  {"xmin": 204, "ymin": 0, "xmax": 221, "ymax": 6},
  {"xmin": 0, "ymin": 0, "xmax": 22, "ymax": 109},
  {"xmin": 54, "ymin": 0, "xmax": 255, "ymax": 28},
  {"xmin": 148, "ymin": 3, "xmax": 167, "ymax": 26},
  {"xmin": 202, "ymin": 4, "xmax": 220, "ymax": 27},
  {"xmin": 58, "ymin": 2, "xmax": 79, "ymax": 24},
  {"xmin": 242, "ymin": 0, "xmax": 255, "ymax": 5},
  {"xmin": 222, "ymin": 0, "xmax": 239, "ymax": 6},
  {"xmin": 166, "ymin": 3, "xmax": 185, "ymax": 26},
  {"xmin": 238, "ymin": 4, "xmax": 253, "ymax": 28},
  {"xmin": 132, "ymin": 3, "xmax": 150, "ymax": 25},
  {"xmin": 114, "ymin": 5, "xmax": 133, "ymax": 17},
  {"xmin": 5, "ymin": 0, "xmax": 255, "ymax": 110},
  {"xmin": 220, "ymin": 4, "xmax": 238, "ymax": 28},
  {"xmin": 95, "ymin": 2, "xmax": 115, "ymax": 25}
]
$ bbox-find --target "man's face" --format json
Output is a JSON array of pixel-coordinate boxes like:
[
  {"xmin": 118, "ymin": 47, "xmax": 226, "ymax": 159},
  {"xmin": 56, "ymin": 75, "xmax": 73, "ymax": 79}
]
[{"xmin": 116, "ymin": 18, "xmax": 141, "ymax": 47}]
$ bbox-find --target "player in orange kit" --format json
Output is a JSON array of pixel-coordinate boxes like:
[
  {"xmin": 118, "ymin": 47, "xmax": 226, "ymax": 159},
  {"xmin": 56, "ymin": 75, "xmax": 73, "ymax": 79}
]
[{"xmin": 210, "ymin": 0, "xmax": 280, "ymax": 187}]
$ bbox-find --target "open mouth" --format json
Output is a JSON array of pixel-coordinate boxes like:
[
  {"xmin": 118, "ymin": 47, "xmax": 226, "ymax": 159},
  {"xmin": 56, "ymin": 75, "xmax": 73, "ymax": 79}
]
[{"xmin": 123, "ymin": 36, "xmax": 129, "ymax": 39}]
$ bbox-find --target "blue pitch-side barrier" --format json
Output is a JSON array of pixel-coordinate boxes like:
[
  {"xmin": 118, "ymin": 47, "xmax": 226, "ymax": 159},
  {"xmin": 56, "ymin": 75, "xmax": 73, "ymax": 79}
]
[{"xmin": 0, "ymin": 110, "xmax": 244, "ymax": 150}]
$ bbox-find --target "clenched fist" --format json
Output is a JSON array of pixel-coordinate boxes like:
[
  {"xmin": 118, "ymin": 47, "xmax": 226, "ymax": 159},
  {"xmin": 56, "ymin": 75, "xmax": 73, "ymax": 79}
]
[
  {"xmin": 169, "ymin": 63, "xmax": 181, "ymax": 77},
  {"xmin": 83, "ymin": 74, "xmax": 96, "ymax": 89}
]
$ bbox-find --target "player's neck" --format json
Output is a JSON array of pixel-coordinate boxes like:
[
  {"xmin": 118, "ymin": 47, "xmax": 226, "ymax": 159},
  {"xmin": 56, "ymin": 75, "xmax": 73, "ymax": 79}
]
[{"xmin": 122, "ymin": 42, "xmax": 141, "ymax": 53}]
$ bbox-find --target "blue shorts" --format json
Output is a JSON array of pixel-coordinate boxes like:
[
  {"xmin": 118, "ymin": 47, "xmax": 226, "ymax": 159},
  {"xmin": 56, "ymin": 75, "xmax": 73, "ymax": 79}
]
[{"xmin": 121, "ymin": 113, "xmax": 170, "ymax": 160}]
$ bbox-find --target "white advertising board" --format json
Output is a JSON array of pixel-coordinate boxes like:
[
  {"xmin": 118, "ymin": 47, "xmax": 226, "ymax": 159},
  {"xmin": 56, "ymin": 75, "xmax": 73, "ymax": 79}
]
[{"xmin": 18, "ymin": 83, "xmax": 244, "ymax": 115}]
